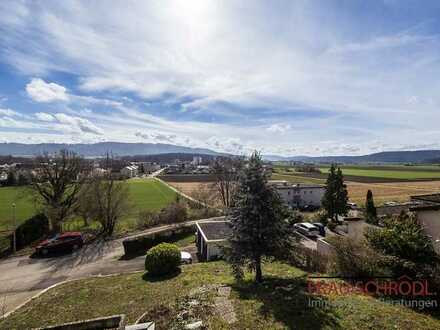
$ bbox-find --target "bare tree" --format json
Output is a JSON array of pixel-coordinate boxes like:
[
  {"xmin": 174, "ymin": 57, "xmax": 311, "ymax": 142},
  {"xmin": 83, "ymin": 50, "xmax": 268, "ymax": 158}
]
[
  {"xmin": 211, "ymin": 157, "xmax": 243, "ymax": 208},
  {"xmin": 31, "ymin": 150, "xmax": 88, "ymax": 233},
  {"xmin": 82, "ymin": 155, "xmax": 130, "ymax": 237}
]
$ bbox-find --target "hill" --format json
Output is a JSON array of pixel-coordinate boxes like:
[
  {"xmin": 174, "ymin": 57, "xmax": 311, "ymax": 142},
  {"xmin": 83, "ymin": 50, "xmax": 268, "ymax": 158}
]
[
  {"xmin": 265, "ymin": 150, "xmax": 440, "ymax": 164},
  {"xmin": 0, "ymin": 142, "xmax": 224, "ymax": 157}
]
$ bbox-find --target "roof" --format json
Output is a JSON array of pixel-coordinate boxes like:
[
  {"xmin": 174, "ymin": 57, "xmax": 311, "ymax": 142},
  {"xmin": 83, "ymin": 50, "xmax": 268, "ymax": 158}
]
[
  {"xmin": 197, "ymin": 221, "xmax": 232, "ymax": 241},
  {"xmin": 411, "ymin": 193, "xmax": 440, "ymax": 204},
  {"xmin": 274, "ymin": 183, "xmax": 324, "ymax": 189}
]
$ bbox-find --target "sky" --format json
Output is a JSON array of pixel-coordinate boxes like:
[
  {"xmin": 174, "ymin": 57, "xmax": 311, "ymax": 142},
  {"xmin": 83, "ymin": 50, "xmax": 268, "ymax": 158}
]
[{"xmin": 1, "ymin": 0, "xmax": 440, "ymax": 156}]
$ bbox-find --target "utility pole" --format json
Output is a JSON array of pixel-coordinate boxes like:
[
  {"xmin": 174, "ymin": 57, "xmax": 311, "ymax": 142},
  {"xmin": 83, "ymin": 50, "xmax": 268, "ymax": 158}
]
[{"xmin": 12, "ymin": 203, "xmax": 16, "ymax": 254}]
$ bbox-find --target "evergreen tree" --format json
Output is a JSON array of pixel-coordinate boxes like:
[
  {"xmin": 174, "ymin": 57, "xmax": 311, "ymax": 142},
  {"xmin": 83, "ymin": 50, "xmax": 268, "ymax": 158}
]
[
  {"xmin": 227, "ymin": 151, "xmax": 291, "ymax": 283},
  {"xmin": 322, "ymin": 164, "xmax": 349, "ymax": 222},
  {"xmin": 365, "ymin": 190, "xmax": 378, "ymax": 224},
  {"xmin": 6, "ymin": 172, "xmax": 16, "ymax": 186}
]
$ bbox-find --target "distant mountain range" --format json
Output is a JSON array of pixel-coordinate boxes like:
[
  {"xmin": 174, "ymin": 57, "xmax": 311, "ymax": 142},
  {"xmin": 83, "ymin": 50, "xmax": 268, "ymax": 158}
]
[
  {"xmin": 263, "ymin": 150, "xmax": 440, "ymax": 164},
  {"xmin": 0, "ymin": 142, "xmax": 225, "ymax": 157},
  {"xmin": 1, "ymin": 142, "xmax": 440, "ymax": 164}
]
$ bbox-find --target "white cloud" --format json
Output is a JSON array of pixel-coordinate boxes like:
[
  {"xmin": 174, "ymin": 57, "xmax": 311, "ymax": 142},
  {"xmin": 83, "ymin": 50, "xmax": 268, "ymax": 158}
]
[
  {"xmin": 266, "ymin": 124, "xmax": 291, "ymax": 133},
  {"xmin": 35, "ymin": 112, "xmax": 55, "ymax": 122},
  {"xmin": 0, "ymin": 108, "xmax": 21, "ymax": 117},
  {"xmin": 53, "ymin": 113, "xmax": 103, "ymax": 135},
  {"xmin": 26, "ymin": 78, "xmax": 68, "ymax": 102}
]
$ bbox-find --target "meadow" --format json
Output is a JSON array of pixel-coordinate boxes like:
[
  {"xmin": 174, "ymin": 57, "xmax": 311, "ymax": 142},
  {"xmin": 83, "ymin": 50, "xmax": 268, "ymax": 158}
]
[{"xmin": 0, "ymin": 178, "xmax": 178, "ymax": 232}]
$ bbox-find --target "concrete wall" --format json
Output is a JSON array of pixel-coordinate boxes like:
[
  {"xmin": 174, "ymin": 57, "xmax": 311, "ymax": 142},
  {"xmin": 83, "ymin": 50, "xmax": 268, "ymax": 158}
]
[
  {"xmin": 317, "ymin": 238, "xmax": 335, "ymax": 256},
  {"xmin": 416, "ymin": 210, "xmax": 440, "ymax": 254}
]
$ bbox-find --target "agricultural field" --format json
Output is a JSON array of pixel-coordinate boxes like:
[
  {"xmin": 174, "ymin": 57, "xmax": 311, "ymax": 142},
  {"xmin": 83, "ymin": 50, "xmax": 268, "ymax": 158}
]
[
  {"xmin": 272, "ymin": 165, "xmax": 440, "ymax": 206},
  {"xmin": 318, "ymin": 165, "xmax": 440, "ymax": 181},
  {"xmin": 0, "ymin": 179, "xmax": 177, "ymax": 232}
]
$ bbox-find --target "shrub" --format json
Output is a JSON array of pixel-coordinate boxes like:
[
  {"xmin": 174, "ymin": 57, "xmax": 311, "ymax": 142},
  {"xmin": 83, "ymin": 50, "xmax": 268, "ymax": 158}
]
[
  {"xmin": 137, "ymin": 210, "xmax": 160, "ymax": 229},
  {"xmin": 15, "ymin": 214, "xmax": 50, "ymax": 250},
  {"xmin": 145, "ymin": 243, "xmax": 181, "ymax": 276},
  {"xmin": 329, "ymin": 236, "xmax": 390, "ymax": 278},
  {"xmin": 158, "ymin": 202, "xmax": 188, "ymax": 224}
]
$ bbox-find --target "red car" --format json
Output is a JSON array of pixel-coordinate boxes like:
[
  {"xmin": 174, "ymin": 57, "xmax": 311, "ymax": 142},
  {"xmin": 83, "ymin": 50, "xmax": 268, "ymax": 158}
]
[{"xmin": 36, "ymin": 232, "xmax": 84, "ymax": 255}]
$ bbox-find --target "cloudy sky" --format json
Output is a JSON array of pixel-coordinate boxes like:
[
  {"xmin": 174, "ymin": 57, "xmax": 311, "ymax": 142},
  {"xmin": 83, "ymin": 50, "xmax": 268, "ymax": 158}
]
[{"xmin": 1, "ymin": 1, "xmax": 440, "ymax": 156}]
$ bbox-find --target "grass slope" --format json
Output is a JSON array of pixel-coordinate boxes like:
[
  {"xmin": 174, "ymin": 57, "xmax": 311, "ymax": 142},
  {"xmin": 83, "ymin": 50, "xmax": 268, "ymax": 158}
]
[
  {"xmin": 1, "ymin": 261, "xmax": 439, "ymax": 330},
  {"xmin": 0, "ymin": 179, "xmax": 177, "ymax": 232}
]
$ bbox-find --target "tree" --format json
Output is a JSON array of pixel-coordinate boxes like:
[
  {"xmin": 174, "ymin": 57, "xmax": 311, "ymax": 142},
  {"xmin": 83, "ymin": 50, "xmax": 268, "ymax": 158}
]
[
  {"xmin": 31, "ymin": 150, "xmax": 87, "ymax": 232},
  {"xmin": 211, "ymin": 157, "xmax": 243, "ymax": 208},
  {"xmin": 321, "ymin": 164, "xmax": 349, "ymax": 222},
  {"xmin": 365, "ymin": 211, "xmax": 437, "ymax": 265},
  {"xmin": 6, "ymin": 172, "xmax": 16, "ymax": 186},
  {"xmin": 365, "ymin": 190, "xmax": 378, "ymax": 225},
  {"xmin": 80, "ymin": 155, "xmax": 130, "ymax": 236},
  {"xmin": 227, "ymin": 151, "xmax": 291, "ymax": 283}
]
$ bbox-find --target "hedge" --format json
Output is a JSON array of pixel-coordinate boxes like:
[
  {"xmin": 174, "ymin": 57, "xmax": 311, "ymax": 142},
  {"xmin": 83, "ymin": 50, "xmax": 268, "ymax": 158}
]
[
  {"xmin": 14, "ymin": 213, "xmax": 50, "ymax": 250},
  {"xmin": 122, "ymin": 224, "xmax": 195, "ymax": 256}
]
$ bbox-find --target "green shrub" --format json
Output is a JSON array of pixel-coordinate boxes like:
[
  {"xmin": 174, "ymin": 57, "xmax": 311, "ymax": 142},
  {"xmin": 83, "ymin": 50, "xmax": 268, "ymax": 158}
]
[
  {"xmin": 145, "ymin": 243, "xmax": 181, "ymax": 276},
  {"xmin": 15, "ymin": 214, "xmax": 50, "ymax": 250},
  {"xmin": 329, "ymin": 236, "xmax": 390, "ymax": 278}
]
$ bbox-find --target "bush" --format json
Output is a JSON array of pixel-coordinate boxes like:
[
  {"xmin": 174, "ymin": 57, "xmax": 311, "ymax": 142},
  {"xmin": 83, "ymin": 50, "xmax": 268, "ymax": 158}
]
[
  {"xmin": 329, "ymin": 236, "xmax": 390, "ymax": 278},
  {"xmin": 145, "ymin": 243, "xmax": 181, "ymax": 276},
  {"xmin": 137, "ymin": 210, "xmax": 160, "ymax": 229},
  {"xmin": 15, "ymin": 214, "xmax": 50, "ymax": 250},
  {"xmin": 158, "ymin": 202, "xmax": 188, "ymax": 224}
]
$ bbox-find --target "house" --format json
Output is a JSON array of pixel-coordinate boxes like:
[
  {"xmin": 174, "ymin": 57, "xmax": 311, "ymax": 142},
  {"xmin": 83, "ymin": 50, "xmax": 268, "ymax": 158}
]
[
  {"xmin": 270, "ymin": 181, "xmax": 325, "ymax": 208},
  {"xmin": 196, "ymin": 220, "xmax": 231, "ymax": 261},
  {"xmin": 120, "ymin": 165, "xmax": 138, "ymax": 178}
]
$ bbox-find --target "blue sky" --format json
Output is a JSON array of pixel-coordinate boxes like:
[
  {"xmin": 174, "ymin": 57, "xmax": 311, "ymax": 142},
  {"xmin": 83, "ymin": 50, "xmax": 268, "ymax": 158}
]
[{"xmin": 1, "ymin": 0, "xmax": 440, "ymax": 156}]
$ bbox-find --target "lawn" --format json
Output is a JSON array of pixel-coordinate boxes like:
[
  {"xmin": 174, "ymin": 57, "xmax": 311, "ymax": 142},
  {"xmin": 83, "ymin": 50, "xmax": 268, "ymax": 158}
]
[
  {"xmin": 1, "ymin": 261, "xmax": 439, "ymax": 330},
  {"xmin": 0, "ymin": 179, "xmax": 178, "ymax": 233},
  {"xmin": 0, "ymin": 186, "xmax": 36, "ymax": 231}
]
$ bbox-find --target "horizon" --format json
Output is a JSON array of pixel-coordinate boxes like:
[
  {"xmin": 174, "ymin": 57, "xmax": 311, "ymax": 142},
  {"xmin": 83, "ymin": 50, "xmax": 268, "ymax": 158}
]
[{"xmin": 1, "ymin": 1, "xmax": 440, "ymax": 156}]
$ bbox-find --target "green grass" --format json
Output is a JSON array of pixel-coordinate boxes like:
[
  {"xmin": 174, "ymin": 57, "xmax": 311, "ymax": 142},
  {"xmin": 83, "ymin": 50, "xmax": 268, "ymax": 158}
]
[
  {"xmin": 0, "ymin": 186, "xmax": 36, "ymax": 231},
  {"xmin": 1, "ymin": 261, "xmax": 439, "ymax": 330},
  {"xmin": 319, "ymin": 166, "xmax": 440, "ymax": 180},
  {"xmin": 0, "ymin": 179, "xmax": 178, "ymax": 233}
]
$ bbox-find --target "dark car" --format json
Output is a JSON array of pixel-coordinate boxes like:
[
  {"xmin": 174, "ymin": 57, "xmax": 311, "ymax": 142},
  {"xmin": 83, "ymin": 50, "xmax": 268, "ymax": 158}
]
[
  {"xmin": 313, "ymin": 222, "xmax": 326, "ymax": 237},
  {"xmin": 36, "ymin": 232, "xmax": 84, "ymax": 255}
]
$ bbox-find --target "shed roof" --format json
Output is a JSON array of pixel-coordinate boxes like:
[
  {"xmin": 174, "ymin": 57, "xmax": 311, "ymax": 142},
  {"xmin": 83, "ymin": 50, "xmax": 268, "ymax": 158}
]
[{"xmin": 197, "ymin": 221, "xmax": 231, "ymax": 241}]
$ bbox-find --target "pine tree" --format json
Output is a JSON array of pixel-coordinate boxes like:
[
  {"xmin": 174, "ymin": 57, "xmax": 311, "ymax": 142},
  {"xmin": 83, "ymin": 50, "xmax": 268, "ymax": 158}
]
[
  {"xmin": 322, "ymin": 164, "xmax": 349, "ymax": 222},
  {"xmin": 365, "ymin": 190, "xmax": 378, "ymax": 224},
  {"xmin": 227, "ymin": 151, "xmax": 291, "ymax": 283}
]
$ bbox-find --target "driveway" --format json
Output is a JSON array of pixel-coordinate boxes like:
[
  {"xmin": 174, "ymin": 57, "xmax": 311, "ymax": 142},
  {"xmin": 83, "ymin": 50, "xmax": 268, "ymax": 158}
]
[{"xmin": 0, "ymin": 218, "xmax": 220, "ymax": 316}]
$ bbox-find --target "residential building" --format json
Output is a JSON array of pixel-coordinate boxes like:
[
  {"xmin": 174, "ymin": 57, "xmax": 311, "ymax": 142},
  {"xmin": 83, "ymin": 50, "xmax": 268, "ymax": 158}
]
[
  {"xmin": 196, "ymin": 220, "xmax": 231, "ymax": 261},
  {"xmin": 120, "ymin": 165, "xmax": 138, "ymax": 178},
  {"xmin": 270, "ymin": 181, "xmax": 325, "ymax": 208},
  {"xmin": 192, "ymin": 156, "xmax": 202, "ymax": 166}
]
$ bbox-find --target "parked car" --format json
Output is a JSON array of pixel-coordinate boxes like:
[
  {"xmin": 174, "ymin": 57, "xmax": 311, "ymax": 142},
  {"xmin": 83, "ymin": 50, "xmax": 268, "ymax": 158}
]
[
  {"xmin": 36, "ymin": 232, "xmax": 84, "ymax": 255},
  {"xmin": 313, "ymin": 222, "xmax": 326, "ymax": 236},
  {"xmin": 347, "ymin": 202, "xmax": 357, "ymax": 209},
  {"xmin": 294, "ymin": 222, "xmax": 320, "ymax": 238},
  {"xmin": 180, "ymin": 251, "xmax": 192, "ymax": 264}
]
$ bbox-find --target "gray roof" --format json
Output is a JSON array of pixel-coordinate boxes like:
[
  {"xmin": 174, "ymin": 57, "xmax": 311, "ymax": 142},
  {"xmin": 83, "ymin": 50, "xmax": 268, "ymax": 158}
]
[{"xmin": 197, "ymin": 221, "xmax": 232, "ymax": 241}]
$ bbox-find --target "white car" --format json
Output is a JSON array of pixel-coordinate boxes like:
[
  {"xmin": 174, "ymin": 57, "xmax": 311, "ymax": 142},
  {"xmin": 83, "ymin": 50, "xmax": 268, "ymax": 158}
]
[
  {"xmin": 294, "ymin": 222, "xmax": 320, "ymax": 238},
  {"xmin": 180, "ymin": 251, "xmax": 192, "ymax": 264}
]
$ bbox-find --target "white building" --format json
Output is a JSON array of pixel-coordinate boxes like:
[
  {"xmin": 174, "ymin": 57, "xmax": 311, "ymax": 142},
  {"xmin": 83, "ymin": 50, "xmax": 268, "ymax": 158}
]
[
  {"xmin": 120, "ymin": 165, "xmax": 138, "ymax": 178},
  {"xmin": 192, "ymin": 156, "xmax": 202, "ymax": 165},
  {"xmin": 270, "ymin": 181, "xmax": 325, "ymax": 208}
]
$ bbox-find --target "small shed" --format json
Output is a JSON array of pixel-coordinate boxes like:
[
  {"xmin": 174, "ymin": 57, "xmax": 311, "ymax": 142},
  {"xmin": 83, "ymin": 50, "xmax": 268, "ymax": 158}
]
[{"xmin": 196, "ymin": 221, "xmax": 231, "ymax": 261}]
